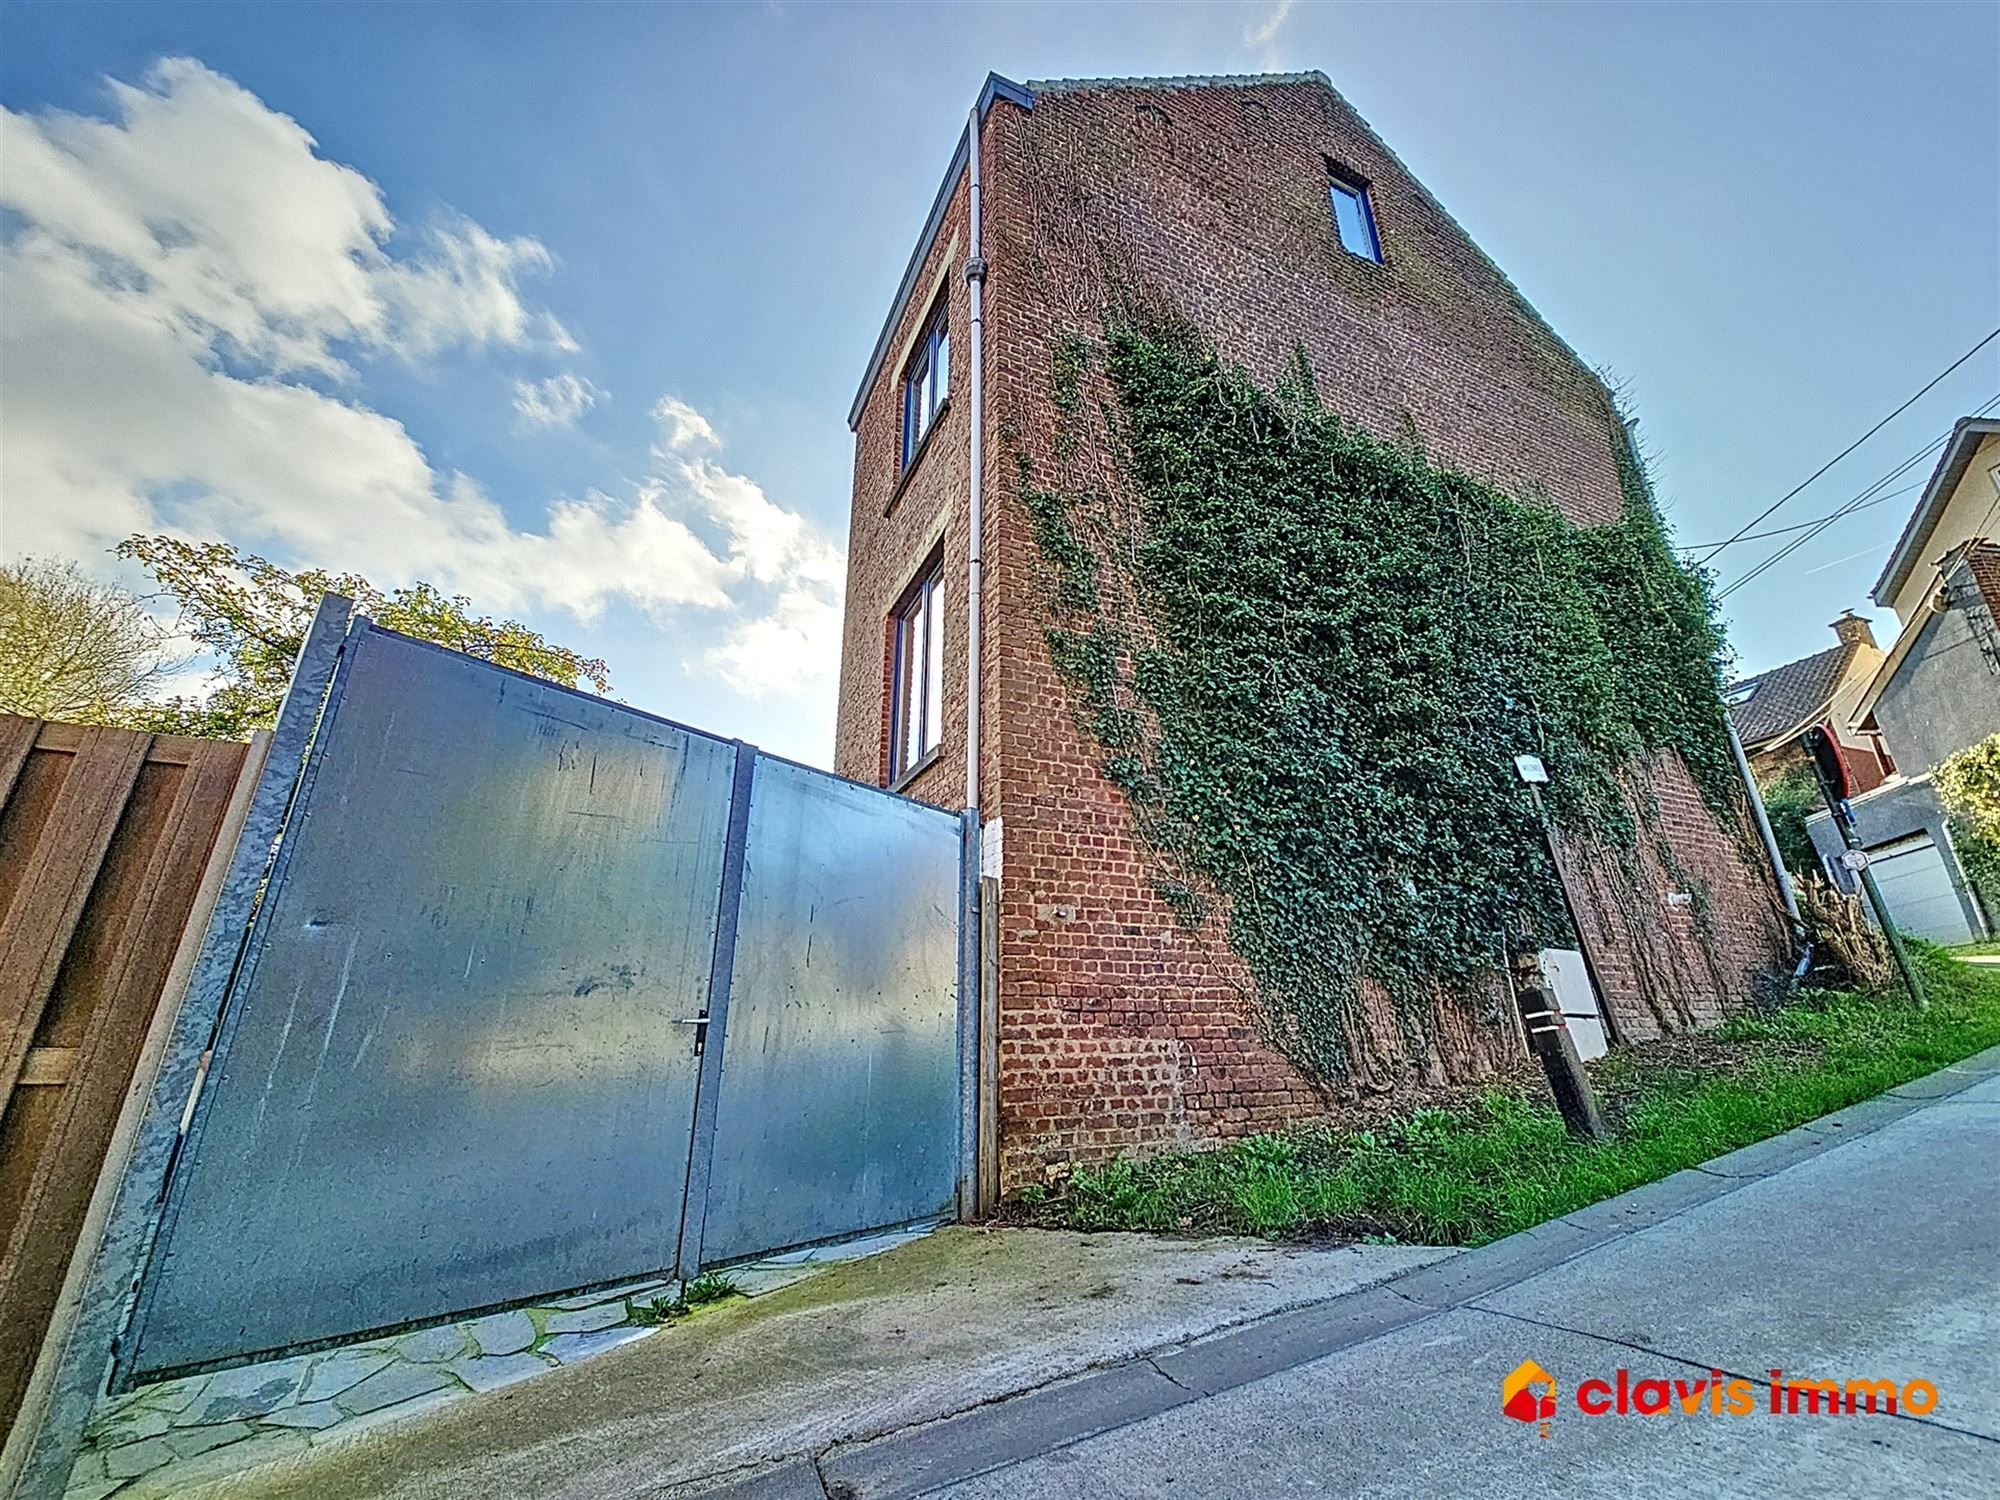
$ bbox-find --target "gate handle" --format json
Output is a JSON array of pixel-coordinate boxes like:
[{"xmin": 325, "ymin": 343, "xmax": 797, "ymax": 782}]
[{"xmin": 669, "ymin": 1017, "xmax": 708, "ymax": 1026}]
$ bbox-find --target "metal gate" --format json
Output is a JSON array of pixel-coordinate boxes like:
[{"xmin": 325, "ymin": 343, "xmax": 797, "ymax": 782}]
[{"xmin": 120, "ymin": 617, "xmax": 970, "ymax": 1383}]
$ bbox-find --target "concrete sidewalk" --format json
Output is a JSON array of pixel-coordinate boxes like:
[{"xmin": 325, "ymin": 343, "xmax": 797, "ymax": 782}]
[
  {"xmin": 786, "ymin": 1046, "xmax": 2000, "ymax": 1499},
  {"xmin": 191, "ymin": 1047, "xmax": 2000, "ymax": 1500},
  {"xmin": 184, "ymin": 1221, "xmax": 1448, "ymax": 1499}
]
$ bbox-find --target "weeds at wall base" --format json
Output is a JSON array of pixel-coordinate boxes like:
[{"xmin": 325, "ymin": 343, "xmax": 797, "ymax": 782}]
[{"xmin": 1011, "ymin": 945, "xmax": 1998, "ymax": 1247}]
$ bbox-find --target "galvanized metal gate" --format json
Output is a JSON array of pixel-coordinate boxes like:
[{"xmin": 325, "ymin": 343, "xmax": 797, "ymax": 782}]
[{"xmin": 120, "ymin": 617, "xmax": 970, "ymax": 1383}]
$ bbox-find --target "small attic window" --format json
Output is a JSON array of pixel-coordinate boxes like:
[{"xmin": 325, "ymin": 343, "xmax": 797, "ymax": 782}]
[
  {"xmin": 1327, "ymin": 166, "xmax": 1382, "ymax": 263},
  {"xmin": 1725, "ymin": 684, "xmax": 1757, "ymax": 707}
]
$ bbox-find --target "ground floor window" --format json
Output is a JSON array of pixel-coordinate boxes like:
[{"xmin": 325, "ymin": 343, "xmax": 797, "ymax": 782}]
[{"xmin": 890, "ymin": 555, "xmax": 944, "ymax": 782}]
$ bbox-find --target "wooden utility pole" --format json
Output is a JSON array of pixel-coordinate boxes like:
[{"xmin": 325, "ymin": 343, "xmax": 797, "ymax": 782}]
[
  {"xmin": 1509, "ymin": 946, "xmax": 1610, "ymax": 1142},
  {"xmin": 1509, "ymin": 753, "xmax": 1610, "ymax": 1142}
]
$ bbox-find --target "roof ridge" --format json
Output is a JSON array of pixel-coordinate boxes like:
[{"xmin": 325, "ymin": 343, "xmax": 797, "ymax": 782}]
[{"xmin": 1025, "ymin": 71, "xmax": 1332, "ymax": 93}]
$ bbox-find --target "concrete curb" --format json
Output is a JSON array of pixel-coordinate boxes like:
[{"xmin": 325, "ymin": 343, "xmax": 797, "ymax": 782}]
[{"xmin": 706, "ymin": 1042, "xmax": 2000, "ymax": 1500}]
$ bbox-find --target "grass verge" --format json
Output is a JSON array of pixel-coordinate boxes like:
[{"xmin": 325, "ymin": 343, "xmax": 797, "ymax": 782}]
[{"xmin": 1015, "ymin": 944, "xmax": 2000, "ymax": 1248}]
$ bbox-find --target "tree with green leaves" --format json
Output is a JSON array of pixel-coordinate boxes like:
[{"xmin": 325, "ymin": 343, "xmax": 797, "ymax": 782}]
[
  {"xmin": 116, "ymin": 537, "xmax": 611, "ymax": 739},
  {"xmin": 1758, "ymin": 764, "xmax": 1825, "ymax": 877},
  {"xmin": 1936, "ymin": 732, "xmax": 2000, "ymax": 920},
  {"xmin": 0, "ymin": 557, "xmax": 173, "ymax": 723}
]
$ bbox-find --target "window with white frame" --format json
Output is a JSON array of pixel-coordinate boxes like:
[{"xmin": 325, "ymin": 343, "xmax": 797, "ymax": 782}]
[
  {"xmin": 890, "ymin": 555, "xmax": 945, "ymax": 781},
  {"xmin": 901, "ymin": 301, "xmax": 950, "ymax": 470},
  {"xmin": 1327, "ymin": 167, "xmax": 1382, "ymax": 263}
]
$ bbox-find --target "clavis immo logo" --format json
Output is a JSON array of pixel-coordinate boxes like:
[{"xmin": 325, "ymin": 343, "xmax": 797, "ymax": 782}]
[
  {"xmin": 1502, "ymin": 1359, "xmax": 1940, "ymax": 1436},
  {"xmin": 1501, "ymin": 1361, "xmax": 1558, "ymax": 1436}
]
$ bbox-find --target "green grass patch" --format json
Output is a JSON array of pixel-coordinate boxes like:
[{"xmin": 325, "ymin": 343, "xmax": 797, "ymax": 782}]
[
  {"xmin": 629, "ymin": 1270, "xmax": 741, "ymax": 1325},
  {"xmin": 1022, "ymin": 945, "xmax": 2000, "ymax": 1248}
]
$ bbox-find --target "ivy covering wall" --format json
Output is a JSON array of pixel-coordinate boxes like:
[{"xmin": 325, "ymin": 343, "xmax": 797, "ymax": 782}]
[{"xmin": 1018, "ymin": 316, "xmax": 1752, "ymax": 1082}]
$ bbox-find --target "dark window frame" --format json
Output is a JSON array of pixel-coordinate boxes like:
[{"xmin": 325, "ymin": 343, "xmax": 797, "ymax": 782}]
[
  {"xmin": 900, "ymin": 297, "xmax": 951, "ymax": 473},
  {"xmin": 888, "ymin": 546, "xmax": 946, "ymax": 786},
  {"xmin": 1325, "ymin": 163, "xmax": 1383, "ymax": 263}
]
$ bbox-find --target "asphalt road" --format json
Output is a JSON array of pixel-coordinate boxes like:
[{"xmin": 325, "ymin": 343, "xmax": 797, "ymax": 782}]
[{"xmin": 769, "ymin": 1047, "xmax": 2000, "ymax": 1500}]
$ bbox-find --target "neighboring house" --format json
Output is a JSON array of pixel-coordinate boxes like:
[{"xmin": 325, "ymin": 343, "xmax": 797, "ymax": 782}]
[
  {"xmin": 1725, "ymin": 611, "xmax": 1894, "ymax": 793},
  {"xmin": 1805, "ymin": 416, "xmax": 2000, "ymax": 944},
  {"xmin": 832, "ymin": 72, "xmax": 1788, "ymax": 1187}
]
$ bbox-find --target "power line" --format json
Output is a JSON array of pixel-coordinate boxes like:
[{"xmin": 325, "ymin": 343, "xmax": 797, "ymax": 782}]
[
  {"xmin": 1693, "ymin": 326, "xmax": 2000, "ymax": 565},
  {"xmin": 1716, "ymin": 450, "xmax": 1939, "ymax": 602},
  {"xmin": 1710, "ymin": 390, "xmax": 2000, "ymax": 602},
  {"xmin": 1678, "ymin": 482, "xmax": 1920, "ymax": 549}
]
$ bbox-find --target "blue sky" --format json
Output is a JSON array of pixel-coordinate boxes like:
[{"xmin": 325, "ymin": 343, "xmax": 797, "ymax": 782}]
[{"xmin": 3, "ymin": 2, "xmax": 1995, "ymax": 765}]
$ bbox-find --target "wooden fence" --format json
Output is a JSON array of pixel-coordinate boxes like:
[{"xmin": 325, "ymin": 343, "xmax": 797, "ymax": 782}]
[{"xmin": 0, "ymin": 716, "xmax": 254, "ymax": 1441}]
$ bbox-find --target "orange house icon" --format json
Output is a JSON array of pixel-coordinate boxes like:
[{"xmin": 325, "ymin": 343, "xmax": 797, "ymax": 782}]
[{"xmin": 1502, "ymin": 1360, "xmax": 1558, "ymax": 1424}]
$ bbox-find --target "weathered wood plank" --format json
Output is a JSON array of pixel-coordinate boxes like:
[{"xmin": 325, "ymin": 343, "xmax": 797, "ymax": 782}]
[
  {"xmin": 16, "ymin": 1049, "xmax": 75, "ymax": 1087},
  {"xmin": 15, "ymin": 596, "xmax": 349, "ymax": 1497},
  {"xmin": 0, "ymin": 717, "xmax": 38, "ymax": 809},
  {"xmin": 0, "ymin": 738, "xmax": 246, "ymax": 1438},
  {"xmin": 0, "ymin": 733, "xmax": 264, "ymax": 1464},
  {"xmin": 0, "ymin": 728, "xmax": 151, "ymax": 1109},
  {"xmin": 29, "ymin": 722, "xmax": 84, "ymax": 753}
]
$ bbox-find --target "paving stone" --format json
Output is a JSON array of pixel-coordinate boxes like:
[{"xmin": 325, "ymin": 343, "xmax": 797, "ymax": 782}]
[
  {"xmin": 392, "ymin": 1323, "xmax": 472, "ymax": 1363},
  {"xmin": 257, "ymin": 1400, "xmax": 349, "ymax": 1431},
  {"xmin": 538, "ymin": 1324, "xmax": 655, "ymax": 1365},
  {"xmin": 815, "ymin": 1225, "xmax": 936, "ymax": 1264},
  {"xmin": 86, "ymin": 1390, "xmax": 152, "ymax": 1427},
  {"xmin": 134, "ymin": 1377, "xmax": 208, "ymax": 1414},
  {"xmin": 61, "ymin": 1481, "xmax": 127, "ymax": 1500},
  {"xmin": 299, "ymin": 1349, "xmax": 395, "ymax": 1403},
  {"xmin": 333, "ymin": 1361, "xmax": 455, "ymax": 1416},
  {"xmin": 65, "ymin": 1451, "xmax": 108, "ymax": 1485},
  {"xmin": 461, "ymin": 1308, "xmax": 537, "ymax": 1357},
  {"xmin": 87, "ymin": 1403, "xmax": 174, "ymax": 1445},
  {"xmin": 123, "ymin": 1429, "xmax": 310, "ymax": 1496},
  {"xmin": 445, "ymin": 1351, "xmax": 556, "ymax": 1393},
  {"xmin": 103, "ymin": 1436, "xmax": 177, "ymax": 1480},
  {"xmin": 547, "ymin": 1277, "xmax": 669, "ymax": 1310},
  {"xmin": 542, "ymin": 1302, "xmax": 627, "ymax": 1335},
  {"xmin": 188, "ymin": 1363, "xmax": 306, "ymax": 1424},
  {"xmin": 728, "ymin": 1263, "xmax": 824, "ymax": 1297},
  {"xmin": 163, "ymin": 1420, "xmax": 255, "ymax": 1458}
]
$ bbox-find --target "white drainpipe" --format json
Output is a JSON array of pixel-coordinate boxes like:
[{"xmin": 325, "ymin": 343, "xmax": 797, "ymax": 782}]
[
  {"xmin": 964, "ymin": 101, "xmax": 988, "ymax": 815},
  {"xmin": 1728, "ymin": 713, "xmax": 1801, "ymax": 926}
]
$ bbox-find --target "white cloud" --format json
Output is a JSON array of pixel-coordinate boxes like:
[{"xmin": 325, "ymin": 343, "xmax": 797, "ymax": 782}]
[
  {"xmin": 654, "ymin": 395, "xmax": 720, "ymax": 452},
  {"xmin": 512, "ymin": 372, "xmax": 602, "ymax": 429},
  {"xmin": 0, "ymin": 57, "xmax": 843, "ymax": 706},
  {"xmin": 1243, "ymin": 1, "xmax": 1294, "ymax": 54}
]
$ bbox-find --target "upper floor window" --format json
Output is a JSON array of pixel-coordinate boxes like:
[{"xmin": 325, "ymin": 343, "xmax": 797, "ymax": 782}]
[
  {"xmin": 890, "ymin": 555, "xmax": 945, "ymax": 782},
  {"xmin": 902, "ymin": 302, "xmax": 950, "ymax": 470},
  {"xmin": 1327, "ymin": 169, "xmax": 1382, "ymax": 262}
]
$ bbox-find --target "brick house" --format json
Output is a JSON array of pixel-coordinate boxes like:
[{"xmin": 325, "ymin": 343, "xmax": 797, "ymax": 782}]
[
  {"xmin": 832, "ymin": 72, "xmax": 1790, "ymax": 1191},
  {"xmin": 1725, "ymin": 611, "xmax": 1895, "ymax": 794}
]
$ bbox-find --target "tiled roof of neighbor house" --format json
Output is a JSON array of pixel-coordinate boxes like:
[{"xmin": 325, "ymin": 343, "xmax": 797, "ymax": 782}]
[{"xmin": 1727, "ymin": 641, "xmax": 1859, "ymax": 748}]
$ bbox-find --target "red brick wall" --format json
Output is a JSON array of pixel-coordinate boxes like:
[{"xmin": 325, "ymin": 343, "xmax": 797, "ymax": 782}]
[
  {"xmin": 833, "ymin": 175, "xmax": 977, "ymax": 811},
  {"xmin": 835, "ymin": 75, "xmax": 1790, "ymax": 1192}
]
